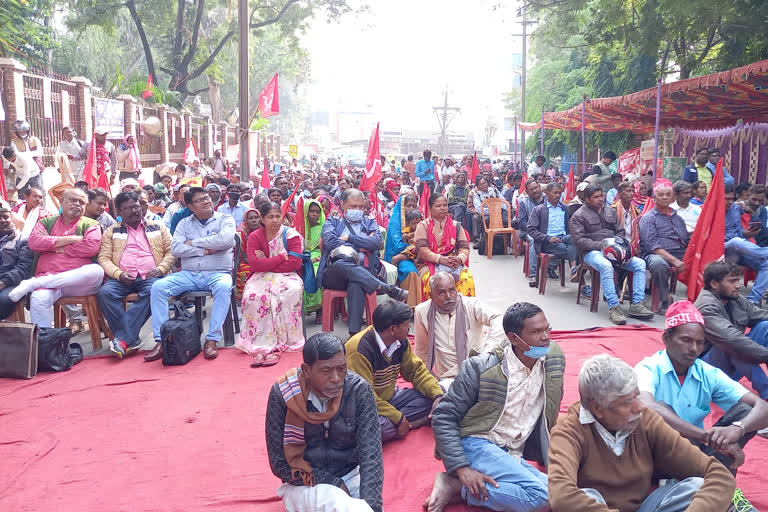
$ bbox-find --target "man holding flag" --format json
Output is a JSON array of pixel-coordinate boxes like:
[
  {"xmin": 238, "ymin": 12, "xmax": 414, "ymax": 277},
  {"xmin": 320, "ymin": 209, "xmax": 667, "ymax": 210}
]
[{"xmin": 79, "ymin": 127, "xmax": 118, "ymax": 188}]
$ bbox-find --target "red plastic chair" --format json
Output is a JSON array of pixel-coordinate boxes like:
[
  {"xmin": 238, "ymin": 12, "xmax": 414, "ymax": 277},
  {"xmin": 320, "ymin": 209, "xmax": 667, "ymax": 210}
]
[
  {"xmin": 537, "ymin": 253, "xmax": 566, "ymax": 295},
  {"xmin": 320, "ymin": 253, "xmax": 379, "ymax": 333}
]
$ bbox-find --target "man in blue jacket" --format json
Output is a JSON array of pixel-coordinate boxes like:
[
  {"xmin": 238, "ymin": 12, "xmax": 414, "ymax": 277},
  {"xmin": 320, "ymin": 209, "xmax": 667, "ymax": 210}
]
[
  {"xmin": 317, "ymin": 188, "xmax": 407, "ymax": 335},
  {"xmin": 415, "ymin": 149, "xmax": 435, "ymax": 195}
]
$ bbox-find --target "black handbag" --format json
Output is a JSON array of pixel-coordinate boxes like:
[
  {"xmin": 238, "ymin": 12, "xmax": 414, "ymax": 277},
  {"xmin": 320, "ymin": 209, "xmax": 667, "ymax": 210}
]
[
  {"xmin": 0, "ymin": 322, "xmax": 38, "ymax": 379},
  {"xmin": 161, "ymin": 301, "xmax": 202, "ymax": 365},
  {"xmin": 37, "ymin": 327, "xmax": 74, "ymax": 372},
  {"xmin": 282, "ymin": 229, "xmax": 318, "ymax": 294}
]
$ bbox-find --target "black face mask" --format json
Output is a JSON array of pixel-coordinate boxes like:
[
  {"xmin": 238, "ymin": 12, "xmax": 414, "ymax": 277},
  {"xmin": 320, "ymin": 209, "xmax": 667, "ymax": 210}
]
[{"xmin": 228, "ymin": 192, "xmax": 241, "ymax": 201}]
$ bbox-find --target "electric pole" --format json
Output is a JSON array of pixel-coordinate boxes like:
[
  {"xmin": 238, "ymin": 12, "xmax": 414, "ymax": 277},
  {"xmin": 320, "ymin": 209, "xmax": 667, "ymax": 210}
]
[
  {"xmin": 238, "ymin": 0, "xmax": 249, "ymax": 180},
  {"xmin": 433, "ymin": 89, "xmax": 460, "ymax": 157},
  {"xmin": 512, "ymin": 4, "xmax": 536, "ymax": 170}
]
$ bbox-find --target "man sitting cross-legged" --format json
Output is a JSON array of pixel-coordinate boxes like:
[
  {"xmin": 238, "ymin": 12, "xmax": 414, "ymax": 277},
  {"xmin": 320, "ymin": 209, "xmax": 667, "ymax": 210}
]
[
  {"xmin": 266, "ymin": 333, "xmax": 383, "ymax": 512},
  {"xmin": 548, "ymin": 354, "xmax": 735, "ymax": 512},
  {"xmin": 424, "ymin": 302, "xmax": 564, "ymax": 512},
  {"xmin": 10, "ymin": 188, "xmax": 104, "ymax": 327},
  {"xmin": 97, "ymin": 191, "xmax": 176, "ymax": 359},
  {"xmin": 346, "ymin": 300, "xmax": 444, "ymax": 443},
  {"xmin": 635, "ymin": 300, "xmax": 767, "ymax": 511},
  {"xmin": 148, "ymin": 186, "xmax": 235, "ymax": 361},
  {"xmin": 413, "ymin": 271, "xmax": 504, "ymax": 388}
]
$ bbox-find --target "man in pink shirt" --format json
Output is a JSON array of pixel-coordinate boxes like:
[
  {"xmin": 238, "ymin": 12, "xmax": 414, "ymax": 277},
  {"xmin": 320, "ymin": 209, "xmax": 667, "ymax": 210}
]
[
  {"xmin": 9, "ymin": 188, "xmax": 104, "ymax": 328},
  {"xmin": 97, "ymin": 191, "xmax": 175, "ymax": 359}
]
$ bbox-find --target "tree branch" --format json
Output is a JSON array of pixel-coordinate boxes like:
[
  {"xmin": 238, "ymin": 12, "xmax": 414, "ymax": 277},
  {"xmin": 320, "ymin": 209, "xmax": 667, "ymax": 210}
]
[
  {"xmin": 173, "ymin": 29, "xmax": 236, "ymax": 88},
  {"xmin": 189, "ymin": 87, "xmax": 210, "ymax": 96},
  {"xmin": 180, "ymin": 0, "xmax": 206, "ymax": 69},
  {"xmin": 249, "ymin": 0, "xmax": 300, "ymax": 29},
  {"xmin": 125, "ymin": 0, "xmax": 156, "ymax": 80},
  {"xmin": 173, "ymin": 0, "xmax": 185, "ymax": 68}
]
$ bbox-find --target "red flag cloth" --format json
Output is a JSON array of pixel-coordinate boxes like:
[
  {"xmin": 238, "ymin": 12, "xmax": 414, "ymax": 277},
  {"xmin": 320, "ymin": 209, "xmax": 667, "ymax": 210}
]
[
  {"xmin": 260, "ymin": 169, "xmax": 271, "ymax": 191},
  {"xmin": 420, "ymin": 181, "xmax": 431, "ymax": 219},
  {"xmin": 564, "ymin": 165, "xmax": 576, "ymax": 201},
  {"xmin": 141, "ymin": 75, "xmax": 154, "ymax": 100},
  {"xmin": 83, "ymin": 132, "xmax": 97, "ymax": 188},
  {"xmin": 679, "ymin": 160, "xmax": 726, "ymax": 301},
  {"xmin": 359, "ymin": 123, "xmax": 382, "ymax": 192},
  {"xmin": 0, "ymin": 159, "xmax": 7, "ymax": 201},
  {"xmin": 183, "ymin": 138, "xmax": 198, "ymax": 165},
  {"xmin": 640, "ymin": 197, "xmax": 655, "ymax": 216},
  {"xmin": 338, "ymin": 165, "xmax": 344, "ymax": 180},
  {"xmin": 520, "ymin": 171, "xmax": 528, "ymax": 188},
  {"xmin": 469, "ymin": 152, "xmax": 480, "ymax": 183},
  {"xmin": 96, "ymin": 172, "xmax": 110, "ymax": 192},
  {"xmin": 281, "ymin": 183, "xmax": 300, "ymax": 217},
  {"xmin": 292, "ymin": 196, "xmax": 305, "ymax": 233},
  {"xmin": 369, "ymin": 190, "xmax": 386, "ymax": 227},
  {"xmin": 258, "ymin": 74, "xmax": 280, "ymax": 118}
]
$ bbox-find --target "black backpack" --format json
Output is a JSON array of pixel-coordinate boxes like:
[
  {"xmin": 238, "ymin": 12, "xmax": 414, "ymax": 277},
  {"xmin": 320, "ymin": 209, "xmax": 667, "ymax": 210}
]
[
  {"xmin": 161, "ymin": 301, "xmax": 201, "ymax": 365},
  {"xmin": 38, "ymin": 327, "xmax": 74, "ymax": 372}
]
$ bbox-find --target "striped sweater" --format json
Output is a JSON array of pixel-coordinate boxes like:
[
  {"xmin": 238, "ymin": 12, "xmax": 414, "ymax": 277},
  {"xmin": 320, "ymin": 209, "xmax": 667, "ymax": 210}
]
[{"xmin": 346, "ymin": 327, "xmax": 443, "ymax": 424}]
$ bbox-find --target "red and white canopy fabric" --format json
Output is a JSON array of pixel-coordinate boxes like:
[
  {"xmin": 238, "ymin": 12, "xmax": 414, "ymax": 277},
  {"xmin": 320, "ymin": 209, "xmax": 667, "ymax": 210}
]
[{"xmin": 520, "ymin": 59, "xmax": 768, "ymax": 133}]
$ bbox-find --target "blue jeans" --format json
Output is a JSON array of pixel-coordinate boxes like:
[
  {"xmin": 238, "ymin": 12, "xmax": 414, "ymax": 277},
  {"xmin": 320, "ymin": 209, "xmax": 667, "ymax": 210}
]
[
  {"xmin": 702, "ymin": 320, "xmax": 768, "ymax": 398},
  {"xmin": 526, "ymin": 234, "xmax": 537, "ymax": 277},
  {"xmin": 583, "ymin": 251, "xmax": 646, "ymax": 308},
  {"xmin": 98, "ymin": 277, "xmax": 158, "ymax": 345},
  {"xmin": 150, "ymin": 270, "xmax": 233, "ymax": 342},
  {"xmin": 725, "ymin": 237, "xmax": 768, "ymax": 303},
  {"xmin": 582, "ymin": 477, "xmax": 703, "ymax": 512},
  {"xmin": 460, "ymin": 437, "xmax": 548, "ymax": 512},
  {"xmin": 542, "ymin": 234, "xmax": 577, "ymax": 263}
]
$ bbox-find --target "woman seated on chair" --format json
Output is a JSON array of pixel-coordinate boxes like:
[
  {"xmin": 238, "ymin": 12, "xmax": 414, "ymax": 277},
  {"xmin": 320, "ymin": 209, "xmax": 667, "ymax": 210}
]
[
  {"xmin": 414, "ymin": 193, "xmax": 475, "ymax": 299},
  {"xmin": 235, "ymin": 208, "xmax": 261, "ymax": 302},
  {"xmin": 297, "ymin": 198, "xmax": 325, "ymax": 322},
  {"xmin": 236, "ymin": 201, "xmax": 305, "ymax": 367},
  {"xmin": 472, "ymin": 175, "xmax": 509, "ymax": 253},
  {"xmin": 384, "ymin": 195, "xmax": 424, "ymax": 307}
]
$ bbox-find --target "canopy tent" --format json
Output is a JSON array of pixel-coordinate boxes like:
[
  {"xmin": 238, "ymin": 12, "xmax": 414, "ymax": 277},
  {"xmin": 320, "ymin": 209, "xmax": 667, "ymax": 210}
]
[{"xmin": 519, "ymin": 59, "xmax": 768, "ymax": 133}]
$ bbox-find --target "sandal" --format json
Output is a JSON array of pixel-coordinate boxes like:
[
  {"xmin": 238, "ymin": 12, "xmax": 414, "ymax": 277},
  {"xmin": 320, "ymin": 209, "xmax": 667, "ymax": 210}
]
[
  {"xmin": 261, "ymin": 352, "xmax": 281, "ymax": 367},
  {"xmin": 250, "ymin": 353, "xmax": 266, "ymax": 368}
]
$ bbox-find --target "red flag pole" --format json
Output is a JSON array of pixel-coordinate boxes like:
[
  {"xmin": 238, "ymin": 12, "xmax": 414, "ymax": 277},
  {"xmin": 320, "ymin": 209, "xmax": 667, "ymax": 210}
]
[{"xmin": 0, "ymin": 160, "xmax": 8, "ymax": 201}]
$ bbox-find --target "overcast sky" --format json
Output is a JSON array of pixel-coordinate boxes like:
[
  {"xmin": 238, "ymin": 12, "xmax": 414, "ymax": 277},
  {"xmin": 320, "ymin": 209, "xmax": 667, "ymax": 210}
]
[{"xmin": 302, "ymin": 0, "xmax": 524, "ymax": 138}]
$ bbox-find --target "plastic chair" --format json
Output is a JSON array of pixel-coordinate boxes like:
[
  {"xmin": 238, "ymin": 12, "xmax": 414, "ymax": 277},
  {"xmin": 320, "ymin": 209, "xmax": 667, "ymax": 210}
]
[
  {"xmin": 53, "ymin": 295, "xmax": 112, "ymax": 349},
  {"xmin": 5, "ymin": 300, "xmax": 26, "ymax": 322},
  {"xmin": 522, "ymin": 240, "xmax": 530, "ymax": 276},
  {"xmin": 576, "ymin": 263, "xmax": 633, "ymax": 313},
  {"xmin": 480, "ymin": 198, "xmax": 517, "ymax": 260},
  {"xmin": 321, "ymin": 289, "xmax": 377, "ymax": 333},
  {"xmin": 537, "ymin": 253, "xmax": 566, "ymax": 295},
  {"xmin": 651, "ymin": 267, "xmax": 678, "ymax": 312},
  {"xmin": 48, "ymin": 182, "xmax": 74, "ymax": 211},
  {"xmin": 148, "ymin": 205, "xmax": 167, "ymax": 216}
]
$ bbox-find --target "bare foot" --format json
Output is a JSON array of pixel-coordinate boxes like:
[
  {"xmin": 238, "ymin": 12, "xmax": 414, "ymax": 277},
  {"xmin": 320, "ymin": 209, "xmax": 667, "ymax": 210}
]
[
  {"xmin": 423, "ymin": 472, "xmax": 463, "ymax": 512},
  {"xmin": 410, "ymin": 416, "xmax": 430, "ymax": 430}
]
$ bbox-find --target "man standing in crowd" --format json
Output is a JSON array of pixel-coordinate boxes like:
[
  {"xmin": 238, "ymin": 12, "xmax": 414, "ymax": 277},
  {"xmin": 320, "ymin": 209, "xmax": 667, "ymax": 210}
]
[
  {"xmin": 707, "ymin": 148, "xmax": 735, "ymax": 185},
  {"xmin": 636, "ymin": 300, "xmax": 768, "ymax": 501},
  {"xmin": 403, "ymin": 155, "xmax": 416, "ymax": 181},
  {"xmin": 745, "ymin": 184, "xmax": 768, "ymax": 247},
  {"xmin": 78, "ymin": 127, "xmax": 118, "ymax": 182},
  {"xmin": 0, "ymin": 201, "xmax": 33, "ymax": 320},
  {"xmin": 527, "ymin": 181, "xmax": 579, "ymax": 283},
  {"xmin": 218, "ymin": 183, "xmax": 248, "ymax": 226},
  {"xmin": 724, "ymin": 183, "xmax": 768, "ymax": 304},
  {"xmin": 149, "ymin": 186, "xmax": 235, "ymax": 361},
  {"xmin": 317, "ymin": 188, "xmax": 407, "ymax": 336},
  {"xmin": 413, "ymin": 272, "xmax": 504, "ymax": 388},
  {"xmin": 424, "ymin": 302, "xmax": 563, "ymax": 512},
  {"xmin": 570, "ymin": 184, "xmax": 654, "ymax": 324},
  {"xmin": 695, "ymin": 261, "xmax": 768, "ymax": 400},
  {"xmin": 57, "ymin": 126, "xmax": 86, "ymax": 182},
  {"xmin": 548, "ymin": 354, "xmax": 735, "ymax": 512},
  {"xmin": 346, "ymin": 301, "xmax": 443, "ymax": 443},
  {"xmin": 10, "ymin": 188, "xmax": 104, "ymax": 328},
  {"xmin": 2, "ymin": 146, "xmax": 37, "ymax": 204},
  {"xmin": 670, "ymin": 180, "xmax": 702, "ymax": 234},
  {"xmin": 639, "ymin": 181, "xmax": 689, "ymax": 313},
  {"xmin": 527, "ymin": 155, "xmax": 546, "ymax": 176},
  {"xmin": 605, "ymin": 173, "xmax": 623, "ymax": 205},
  {"xmin": 10, "ymin": 120, "xmax": 44, "ymax": 185},
  {"xmin": 266, "ymin": 333, "xmax": 383, "ymax": 512},
  {"xmin": 98, "ymin": 191, "xmax": 175, "ymax": 359},
  {"xmin": 416, "ymin": 149, "xmax": 435, "ymax": 195},
  {"xmin": 588, "ymin": 151, "xmax": 616, "ymax": 192}
]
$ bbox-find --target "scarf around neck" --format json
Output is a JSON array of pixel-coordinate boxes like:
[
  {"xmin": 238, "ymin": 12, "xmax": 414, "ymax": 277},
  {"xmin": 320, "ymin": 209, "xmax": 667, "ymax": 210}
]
[
  {"xmin": 426, "ymin": 215, "xmax": 458, "ymax": 276},
  {"xmin": 277, "ymin": 367, "xmax": 342, "ymax": 486},
  {"xmin": 426, "ymin": 295, "xmax": 468, "ymax": 374}
]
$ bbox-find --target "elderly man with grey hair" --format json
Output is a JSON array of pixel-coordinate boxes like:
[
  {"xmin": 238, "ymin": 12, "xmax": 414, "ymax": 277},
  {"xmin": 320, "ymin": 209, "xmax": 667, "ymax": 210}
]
[
  {"xmin": 317, "ymin": 188, "xmax": 408, "ymax": 336},
  {"xmin": 548, "ymin": 354, "xmax": 735, "ymax": 512},
  {"xmin": 670, "ymin": 180, "xmax": 701, "ymax": 234},
  {"xmin": 413, "ymin": 272, "xmax": 505, "ymax": 388}
]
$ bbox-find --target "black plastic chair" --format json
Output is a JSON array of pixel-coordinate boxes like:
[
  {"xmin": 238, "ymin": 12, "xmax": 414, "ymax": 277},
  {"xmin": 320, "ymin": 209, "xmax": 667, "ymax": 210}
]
[{"xmin": 178, "ymin": 236, "xmax": 241, "ymax": 346}]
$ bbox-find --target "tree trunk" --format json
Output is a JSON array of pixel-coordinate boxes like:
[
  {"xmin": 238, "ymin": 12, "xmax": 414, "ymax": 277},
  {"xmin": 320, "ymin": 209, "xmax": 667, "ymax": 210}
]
[
  {"xmin": 125, "ymin": 0, "xmax": 156, "ymax": 81},
  {"xmin": 208, "ymin": 78, "xmax": 223, "ymax": 122}
]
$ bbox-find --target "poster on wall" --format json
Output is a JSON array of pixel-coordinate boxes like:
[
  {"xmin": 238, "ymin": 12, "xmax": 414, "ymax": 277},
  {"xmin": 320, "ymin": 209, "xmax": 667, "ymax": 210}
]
[
  {"xmin": 61, "ymin": 90, "xmax": 70, "ymax": 127},
  {"xmin": 93, "ymin": 98, "xmax": 124, "ymax": 139}
]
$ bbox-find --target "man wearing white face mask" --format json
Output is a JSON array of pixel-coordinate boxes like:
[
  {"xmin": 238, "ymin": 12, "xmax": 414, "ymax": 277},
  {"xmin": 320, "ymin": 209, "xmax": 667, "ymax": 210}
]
[
  {"xmin": 317, "ymin": 188, "xmax": 408, "ymax": 336},
  {"xmin": 424, "ymin": 302, "xmax": 564, "ymax": 512}
]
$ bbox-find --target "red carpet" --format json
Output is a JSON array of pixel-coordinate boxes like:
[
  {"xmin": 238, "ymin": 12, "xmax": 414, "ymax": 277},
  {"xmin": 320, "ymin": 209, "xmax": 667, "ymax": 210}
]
[{"xmin": 1, "ymin": 325, "xmax": 765, "ymax": 511}]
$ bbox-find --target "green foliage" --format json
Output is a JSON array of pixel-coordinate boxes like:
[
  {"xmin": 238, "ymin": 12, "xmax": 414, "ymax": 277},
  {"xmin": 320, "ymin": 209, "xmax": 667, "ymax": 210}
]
[
  {"xmin": 118, "ymin": 75, "xmax": 184, "ymax": 109},
  {"xmin": 0, "ymin": 0, "xmax": 55, "ymax": 62}
]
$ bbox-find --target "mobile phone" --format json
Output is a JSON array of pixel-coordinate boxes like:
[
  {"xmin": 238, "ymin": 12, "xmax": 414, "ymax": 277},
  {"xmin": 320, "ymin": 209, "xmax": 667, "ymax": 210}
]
[{"xmin": 750, "ymin": 221, "xmax": 762, "ymax": 229}]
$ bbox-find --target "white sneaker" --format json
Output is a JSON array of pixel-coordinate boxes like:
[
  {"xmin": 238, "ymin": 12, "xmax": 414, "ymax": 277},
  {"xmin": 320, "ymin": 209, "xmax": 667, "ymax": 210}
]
[{"xmin": 8, "ymin": 278, "xmax": 36, "ymax": 303}]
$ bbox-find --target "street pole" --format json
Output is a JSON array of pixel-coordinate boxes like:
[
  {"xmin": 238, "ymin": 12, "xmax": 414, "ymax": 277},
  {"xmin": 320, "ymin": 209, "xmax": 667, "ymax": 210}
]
[
  {"xmin": 238, "ymin": 0, "xmax": 249, "ymax": 181},
  {"xmin": 514, "ymin": 115, "xmax": 518, "ymax": 171},
  {"xmin": 652, "ymin": 78, "xmax": 662, "ymax": 184},
  {"xmin": 581, "ymin": 95, "xmax": 586, "ymax": 176},
  {"xmin": 520, "ymin": 3, "xmax": 527, "ymax": 170},
  {"xmin": 540, "ymin": 108, "xmax": 544, "ymax": 156},
  {"xmin": 433, "ymin": 88, "xmax": 460, "ymax": 158}
]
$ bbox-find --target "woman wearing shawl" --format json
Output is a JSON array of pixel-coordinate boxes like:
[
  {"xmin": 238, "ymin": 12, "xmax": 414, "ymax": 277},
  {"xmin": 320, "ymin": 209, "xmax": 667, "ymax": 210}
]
[
  {"xmin": 414, "ymin": 193, "xmax": 475, "ymax": 299},
  {"xmin": 632, "ymin": 180, "xmax": 649, "ymax": 212},
  {"xmin": 384, "ymin": 196, "xmax": 424, "ymax": 307},
  {"xmin": 295, "ymin": 199, "xmax": 325, "ymax": 320},
  {"xmin": 235, "ymin": 208, "xmax": 261, "ymax": 301},
  {"xmin": 117, "ymin": 134, "xmax": 141, "ymax": 181},
  {"xmin": 237, "ymin": 201, "xmax": 305, "ymax": 366},
  {"xmin": 316, "ymin": 194, "xmax": 340, "ymax": 218}
]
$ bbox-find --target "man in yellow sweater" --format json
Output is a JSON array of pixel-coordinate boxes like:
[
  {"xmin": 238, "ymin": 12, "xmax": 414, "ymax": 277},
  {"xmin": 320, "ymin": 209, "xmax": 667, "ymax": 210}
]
[
  {"xmin": 346, "ymin": 300, "xmax": 443, "ymax": 442},
  {"xmin": 548, "ymin": 354, "xmax": 735, "ymax": 512}
]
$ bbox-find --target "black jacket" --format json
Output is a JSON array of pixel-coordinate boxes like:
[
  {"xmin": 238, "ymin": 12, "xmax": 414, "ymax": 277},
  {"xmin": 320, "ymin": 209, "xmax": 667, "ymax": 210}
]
[
  {"xmin": 0, "ymin": 229, "xmax": 32, "ymax": 287},
  {"xmin": 265, "ymin": 370, "xmax": 383, "ymax": 512},
  {"xmin": 527, "ymin": 201, "xmax": 573, "ymax": 253}
]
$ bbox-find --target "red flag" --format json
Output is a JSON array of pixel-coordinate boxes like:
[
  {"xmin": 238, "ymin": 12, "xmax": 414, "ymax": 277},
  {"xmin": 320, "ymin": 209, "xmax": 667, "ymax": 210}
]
[
  {"xmin": 183, "ymin": 138, "xmax": 198, "ymax": 165},
  {"xmin": 338, "ymin": 164, "xmax": 344, "ymax": 180},
  {"xmin": 520, "ymin": 171, "xmax": 528, "ymax": 187},
  {"xmin": 359, "ymin": 123, "xmax": 382, "ymax": 192},
  {"xmin": 369, "ymin": 189, "xmax": 386, "ymax": 227},
  {"xmin": 679, "ymin": 160, "xmax": 726, "ymax": 301},
  {"xmin": 0, "ymin": 159, "xmax": 8, "ymax": 201},
  {"xmin": 281, "ymin": 183, "xmax": 300, "ymax": 217},
  {"xmin": 96, "ymin": 172, "xmax": 110, "ymax": 191},
  {"xmin": 260, "ymin": 169, "xmax": 271, "ymax": 191},
  {"xmin": 292, "ymin": 196, "xmax": 305, "ymax": 233},
  {"xmin": 420, "ymin": 180, "xmax": 431, "ymax": 219},
  {"xmin": 258, "ymin": 74, "xmax": 280, "ymax": 118},
  {"xmin": 83, "ymin": 131, "xmax": 98, "ymax": 188},
  {"xmin": 564, "ymin": 164, "xmax": 576, "ymax": 201},
  {"xmin": 142, "ymin": 75, "xmax": 154, "ymax": 100},
  {"xmin": 469, "ymin": 152, "xmax": 480, "ymax": 183}
]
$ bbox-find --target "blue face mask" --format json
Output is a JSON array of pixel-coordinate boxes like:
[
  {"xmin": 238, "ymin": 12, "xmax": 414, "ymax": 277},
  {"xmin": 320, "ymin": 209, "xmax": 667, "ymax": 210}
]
[
  {"xmin": 303, "ymin": 190, "xmax": 312, "ymax": 198},
  {"xmin": 345, "ymin": 209, "xmax": 364, "ymax": 223},
  {"xmin": 523, "ymin": 344, "xmax": 550, "ymax": 359}
]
